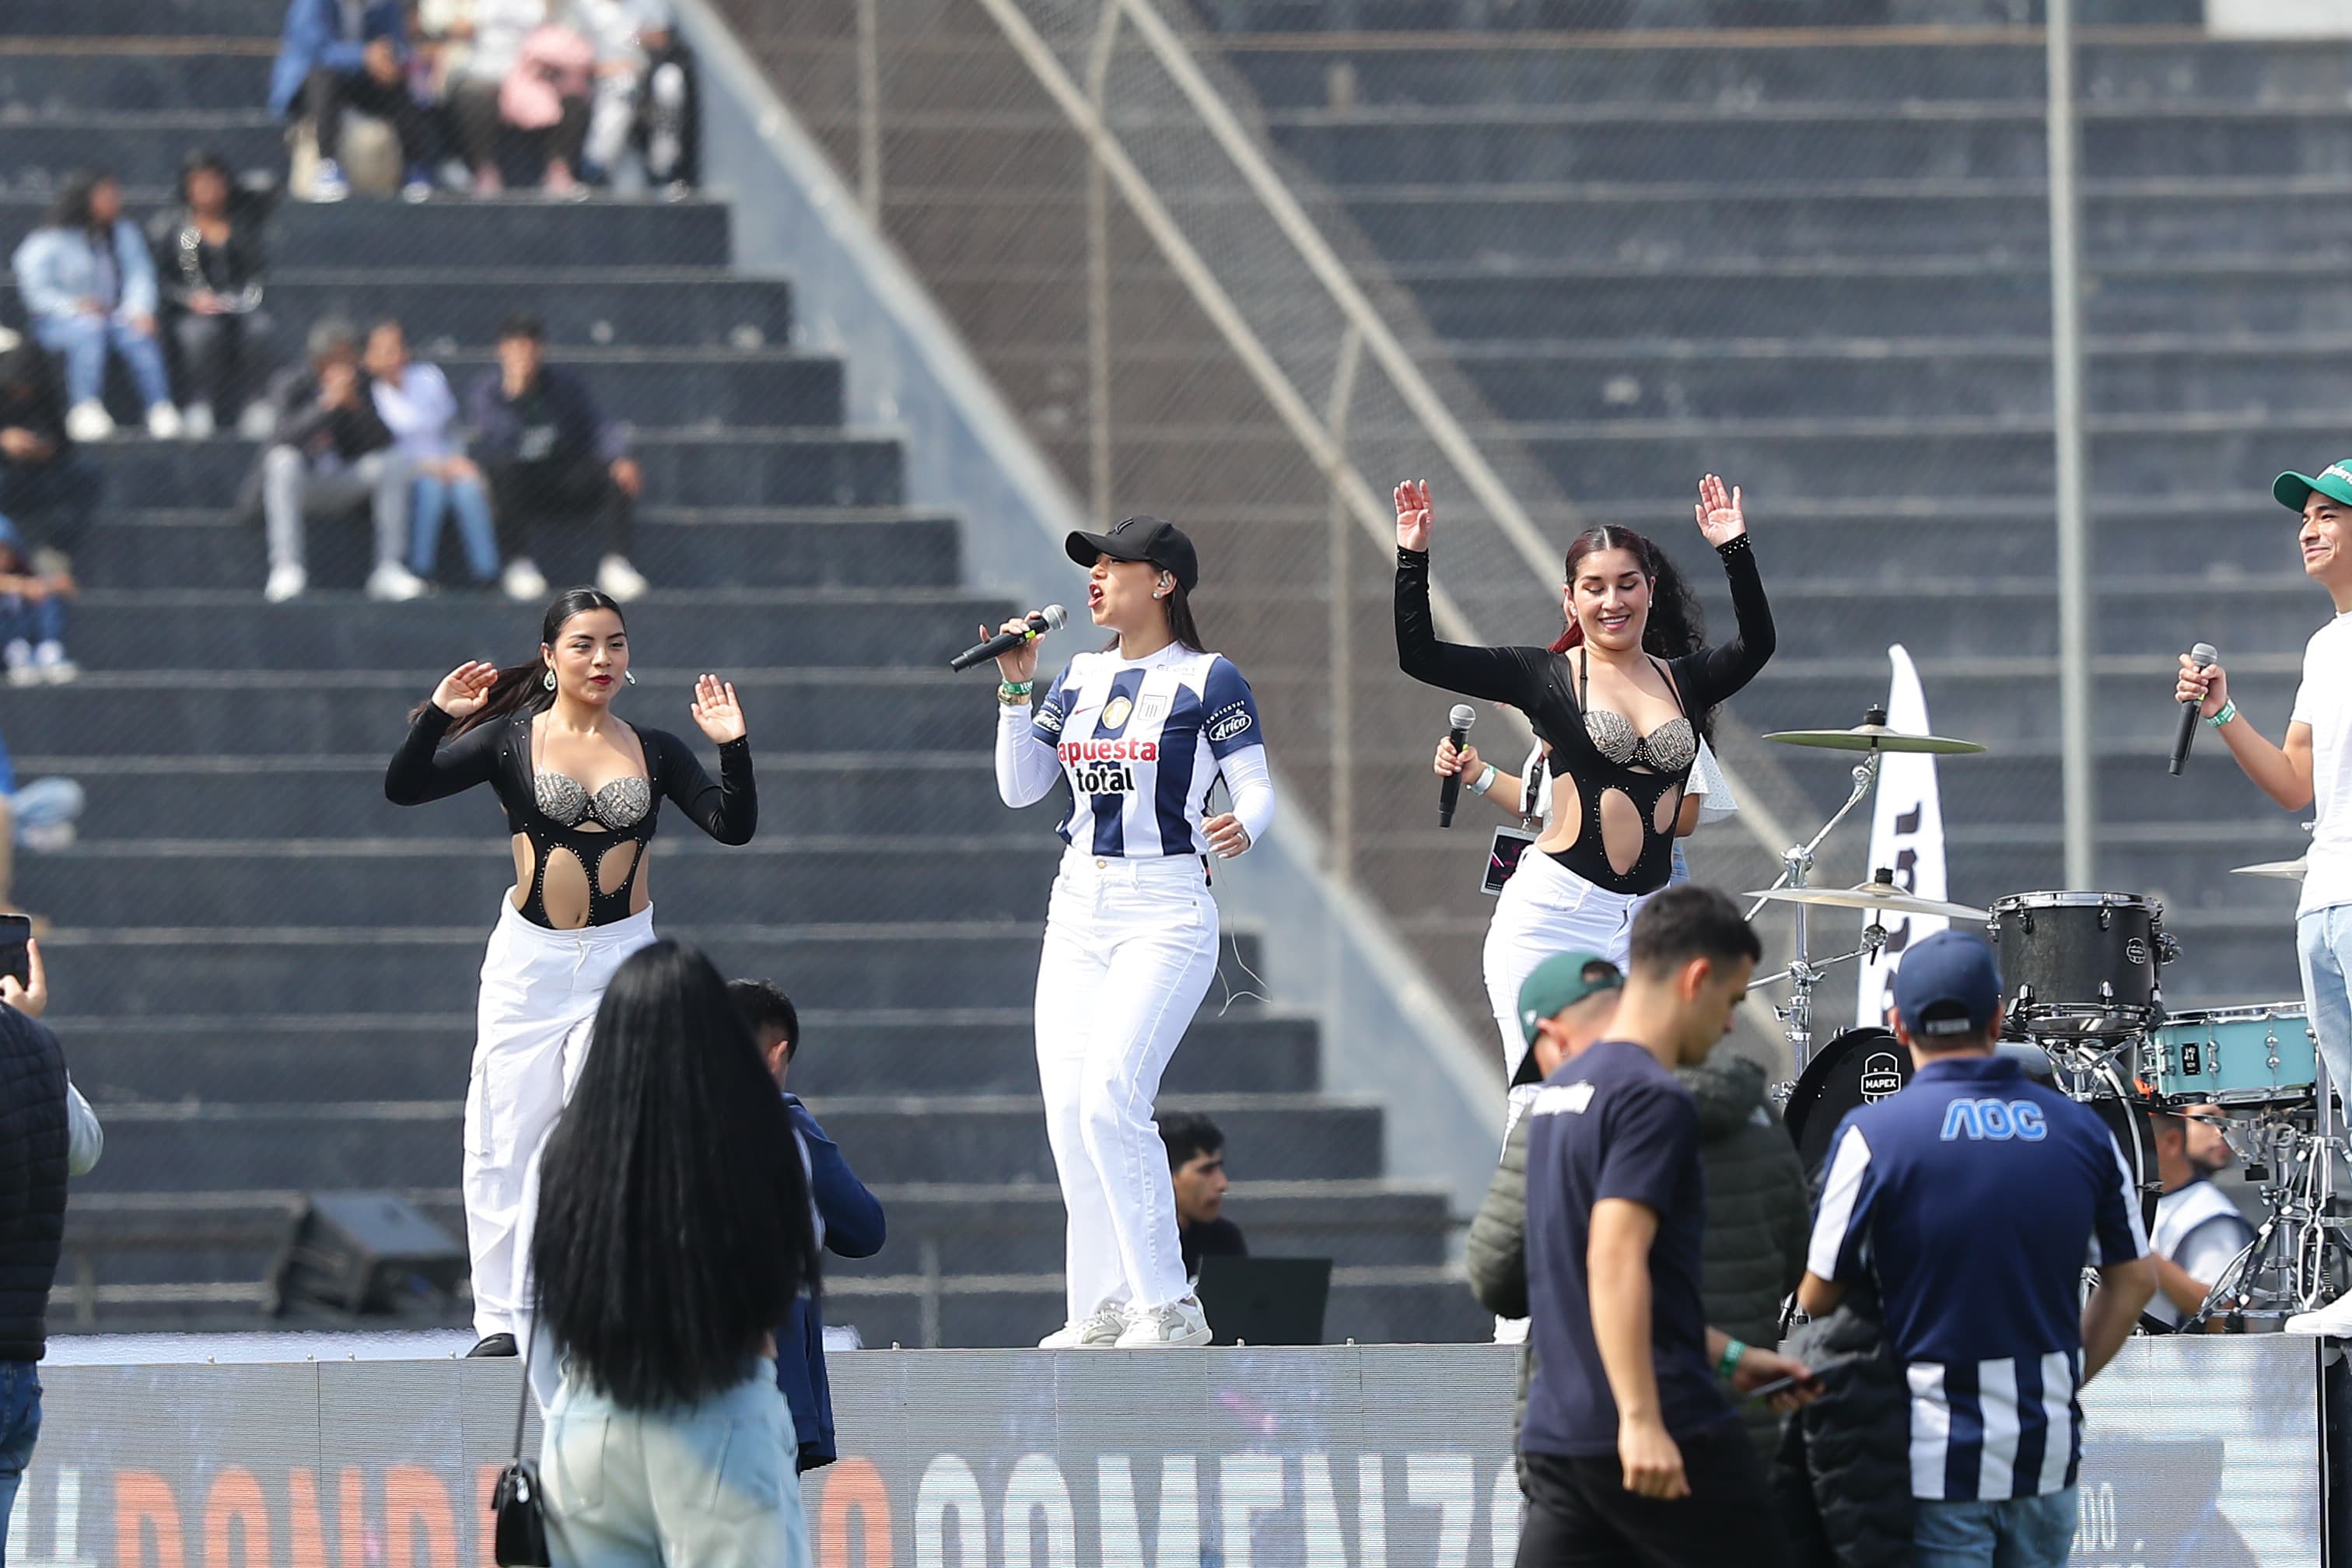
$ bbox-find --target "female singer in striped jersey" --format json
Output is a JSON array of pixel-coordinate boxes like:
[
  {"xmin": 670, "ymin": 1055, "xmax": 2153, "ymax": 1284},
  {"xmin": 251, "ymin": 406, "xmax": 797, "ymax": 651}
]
[
  {"xmin": 1397, "ymin": 474, "xmax": 1774, "ymax": 1081},
  {"xmin": 989, "ymin": 514, "xmax": 1274, "ymax": 1350}
]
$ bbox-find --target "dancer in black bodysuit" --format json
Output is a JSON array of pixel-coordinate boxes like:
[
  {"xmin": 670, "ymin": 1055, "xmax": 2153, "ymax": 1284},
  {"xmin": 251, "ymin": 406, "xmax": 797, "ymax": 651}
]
[
  {"xmin": 384, "ymin": 586, "xmax": 755, "ymax": 1356},
  {"xmin": 1395, "ymin": 474, "xmax": 1773, "ymax": 1080}
]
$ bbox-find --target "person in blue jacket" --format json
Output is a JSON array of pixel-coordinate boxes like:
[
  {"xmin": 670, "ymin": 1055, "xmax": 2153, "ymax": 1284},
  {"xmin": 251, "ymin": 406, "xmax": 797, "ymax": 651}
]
[
  {"xmin": 730, "ymin": 978, "xmax": 885, "ymax": 1472},
  {"xmin": 267, "ymin": 0, "xmax": 434, "ymax": 201}
]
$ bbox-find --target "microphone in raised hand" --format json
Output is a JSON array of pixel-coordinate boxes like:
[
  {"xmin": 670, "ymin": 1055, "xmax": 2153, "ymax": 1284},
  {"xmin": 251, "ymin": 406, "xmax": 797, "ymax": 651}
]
[
  {"xmin": 2170, "ymin": 642, "xmax": 2218, "ymax": 776},
  {"xmin": 952, "ymin": 604, "xmax": 1068, "ymax": 674},
  {"xmin": 1438, "ymin": 704, "xmax": 1477, "ymax": 827}
]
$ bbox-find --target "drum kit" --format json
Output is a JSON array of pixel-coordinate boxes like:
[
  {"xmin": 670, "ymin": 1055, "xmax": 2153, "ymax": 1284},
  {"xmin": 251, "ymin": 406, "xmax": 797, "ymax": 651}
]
[{"xmin": 1748, "ymin": 707, "xmax": 2339, "ymax": 1325}]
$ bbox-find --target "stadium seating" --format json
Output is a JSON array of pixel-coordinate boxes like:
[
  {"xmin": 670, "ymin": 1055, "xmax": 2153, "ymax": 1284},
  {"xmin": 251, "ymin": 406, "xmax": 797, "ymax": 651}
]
[{"xmin": 5, "ymin": 5, "xmax": 1474, "ymax": 1343}]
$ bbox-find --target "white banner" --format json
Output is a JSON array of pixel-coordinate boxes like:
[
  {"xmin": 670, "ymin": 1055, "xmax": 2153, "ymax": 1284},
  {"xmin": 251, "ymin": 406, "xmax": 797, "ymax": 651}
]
[{"xmin": 1856, "ymin": 645, "xmax": 1949, "ymax": 1027}]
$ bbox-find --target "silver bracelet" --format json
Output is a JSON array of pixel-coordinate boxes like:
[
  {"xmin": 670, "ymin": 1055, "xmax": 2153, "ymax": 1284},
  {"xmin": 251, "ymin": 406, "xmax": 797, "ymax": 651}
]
[{"xmin": 1467, "ymin": 764, "xmax": 1497, "ymax": 796}]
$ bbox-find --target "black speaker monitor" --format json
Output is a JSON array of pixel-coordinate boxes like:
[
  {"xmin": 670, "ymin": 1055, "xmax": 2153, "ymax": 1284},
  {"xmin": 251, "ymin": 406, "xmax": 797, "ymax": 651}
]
[{"xmin": 270, "ymin": 1191, "xmax": 467, "ymax": 1317}]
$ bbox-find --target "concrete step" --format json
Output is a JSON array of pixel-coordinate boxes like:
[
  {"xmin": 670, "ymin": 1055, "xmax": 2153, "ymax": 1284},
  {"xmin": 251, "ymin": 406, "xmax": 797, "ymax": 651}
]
[
  {"xmin": 0, "ymin": 668, "xmax": 1007, "ymax": 755},
  {"xmin": 68, "ymin": 507, "xmax": 960, "ymax": 593},
  {"xmin": 54, "ymin": 590, "xmax": 1003, "ymax": 671},
  {"xmin": 1194, "ymin": 0, "xmax": 2186, "ymax": 33},
  {"xmin": 0, "ymin": 113, "xmax": 285, "ymax": 191},
  {"xmin": 49, "ymin": 1007, "xmax": 1326, "ymax": 1102},
  {"xmin": 17, "ymin": 838, "xmax": 1066, "ymax": 929},
  {"xmin": 3, "ymin": 270, "xmax": 793, "ymax": 353},
  {"xmin": 1727, "ymin": 660, "xmax": 2303, "ymax": 748},
  {"xmin": 70, "ymin": 1091, "xmax": 1376, "ymax": 1192},
  {"xmin": 34, "ymin": 925, "xmax": 1268, "ymax": 1018},
  {"xmin": 66, "ymin": 427, "xmax": 899, "ymax": 510},
  {"xmin": 5, "ymin": 0, "xmax": 284, "ymax": 34},
  {"xmin": 19, "ymin": 752, "xmax": 1015, "ymax": 842},
  {"xmin": 0, "ymin": 46, "xmax": 273, "ymax": 116}
]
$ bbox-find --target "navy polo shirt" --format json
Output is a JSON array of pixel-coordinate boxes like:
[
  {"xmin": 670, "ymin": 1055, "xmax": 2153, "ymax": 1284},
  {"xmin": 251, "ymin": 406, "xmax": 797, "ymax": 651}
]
[
  {"xmin": 1806, "ymin": 1053, "xmax": 2148, "ymax": 1502},
  {"xmin": 1519, "ymin": 1038, "xmax": 1731, "ymax": 1458}
]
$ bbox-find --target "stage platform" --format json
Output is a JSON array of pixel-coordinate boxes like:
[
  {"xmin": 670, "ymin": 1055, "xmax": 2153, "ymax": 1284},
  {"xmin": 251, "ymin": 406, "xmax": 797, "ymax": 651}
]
[{"xmin": 5, "ymin": 1339, "xmax": 2326, "ymax": 1566}]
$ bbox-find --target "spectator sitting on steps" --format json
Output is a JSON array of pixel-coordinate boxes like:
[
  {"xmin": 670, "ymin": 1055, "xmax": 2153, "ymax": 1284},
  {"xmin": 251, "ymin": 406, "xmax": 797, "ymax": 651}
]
[
  {"xmin": 10, "ymin": 172, "xmax": 179, "ymax": 443},
  {"xmin": 467, "ymin": 313, "xmax": 647, "ymax": 603},
  {"xmin": 250, "ymin": 319, "xmax": 425, "ymax": 604},
  {"xmin": 149, "ymin": 150, "xmax": 275, "ymax": 441},
  {"xmin": 0, "ymin": 725, "xmax": 85, "ymax": 929},
  {"xmin": 268, "ymin": 0, "xmax": 436, "ymax": 201},
  {"xmin": 365, "ymin": 320, "xmax": 502, "ymax": 590},
  {"xmin": 0, "ymin": 518, "xmax": 75, "ymax": 688},
  {"xmin": 0, "ymin": 334, "xmax": 102, "ymax": 574},
  {"xmin": 1159, "ymin": 1109, "xmax": 1246, "ymax": 1283}
]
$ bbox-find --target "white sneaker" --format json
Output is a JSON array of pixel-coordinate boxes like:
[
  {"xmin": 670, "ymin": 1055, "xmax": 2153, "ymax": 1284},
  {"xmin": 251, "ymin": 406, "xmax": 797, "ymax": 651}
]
[
  {"xmin": 2284, "ymin": 1293, "xmax": 2352, "ymax": 1337},
  {"xmin": 1038, "ymin": 1300, "xmax": 1126, "ymax": 1349},
  {"xmin": 597, "ymin": 553, "xmax": 649, "ymax": 603},
  {"xmin": 180, "ymin": 401, "xmax": 214, "ymax": 439},
  {"xmin": 1113, "ymin": 1297, "xmax": 1213, "ymax": 1349},
  {"xmin": 32, "ymin": 640, "xmax": 75, "ymax": 684},
  {"xmin": 237, "ymin": 401, "xmax": 277, "ymax": 440},
  {"xmin": 502, "ymin": 558, "xmax": 548, "ymax": 602},
  {"xmin": 17, "ymin": 821, "xmax": 74, "ymax": 852},
  {"xmin": 310, "ymin": 158, "xmax": 351, "ymax": 203},
  {"xmin": 264, "ymin": 562, "xmax": 307, "ymax": 604},
  {"xmin": 144, "ymin": 402, "xmax": 181, "ymax": 440},
  {"xmin": 366, "ymin": 561, "xmax": 429, "ymax": 602},
  {"xmin": 65, "ymin": 401, "xmax": 114, "ymax": 443},
  {"xmin": 2, "ymin": 639, "xmax": 32, "ymax": 688},
  {"xmin": 1493, "ymin": 1316, "xmax": 1530, "ymax": 1346}
]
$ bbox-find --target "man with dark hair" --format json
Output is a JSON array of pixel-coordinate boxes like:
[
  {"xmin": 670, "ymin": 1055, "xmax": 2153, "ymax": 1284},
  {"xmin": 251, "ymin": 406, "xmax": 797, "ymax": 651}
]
[
  {"xmin": 1515, "ymin": 886, "xmax": 1811, "ymax": 1568},
  {"xmin": 254, "ymin": 317, "xmax": 422, "ymax": 604},
  {"xmin": 0, "ymin": 936, "xmax": 68, "ymax": 1546},
  {"xmin": 2142, "ymin": 1101, "xmax": 2253, "ymax": 1332},
  {"xmin": 468, "ymin": 313, "xmax": 647, "ymax": 604},
  {"xmin": 1801, "ymin": 930, "xmax": 2154, "ymax": 1568},
  {"xmin": 1159, "ymin": 1110, "xmax": 1245, "ymax": 1279},
  {"xmin": 728, "ymin": 978, "xmax": 881, "ymax": 1472}
]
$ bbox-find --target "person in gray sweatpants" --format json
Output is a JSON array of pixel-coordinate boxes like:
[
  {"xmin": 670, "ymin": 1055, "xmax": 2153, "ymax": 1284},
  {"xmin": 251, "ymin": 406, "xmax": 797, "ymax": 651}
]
[{"xmin": 254, "ymin": 318, "xmax": 422, "ymax": 604}]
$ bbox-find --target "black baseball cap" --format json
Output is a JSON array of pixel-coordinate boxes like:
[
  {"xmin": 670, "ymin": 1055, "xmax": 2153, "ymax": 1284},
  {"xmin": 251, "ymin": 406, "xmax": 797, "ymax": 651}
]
[
  {"xmin": 1893, "ymin": 929, "xmax": 2003, "ymax": 1041},
  {"xmin": 1065, "ymin": 514, "xmax": 1199, "ymax": 593}
]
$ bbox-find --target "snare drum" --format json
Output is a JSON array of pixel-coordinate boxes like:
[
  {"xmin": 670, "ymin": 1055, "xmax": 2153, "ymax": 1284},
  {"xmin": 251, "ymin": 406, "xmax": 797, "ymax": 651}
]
[
  {"xmin": 2147, "ymin": 1003, "xmax": 2315, "ymax": 1109},
  {"xmin": 1987, "ymin": 891, "xmax": 2172, "ymax": 1038}
]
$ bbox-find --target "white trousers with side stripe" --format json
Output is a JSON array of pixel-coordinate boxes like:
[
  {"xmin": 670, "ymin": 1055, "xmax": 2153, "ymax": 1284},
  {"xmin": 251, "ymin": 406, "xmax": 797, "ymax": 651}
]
[{"xmin": 1034, "ymin": 846, "xmax": 1219, "ymax": 1322}]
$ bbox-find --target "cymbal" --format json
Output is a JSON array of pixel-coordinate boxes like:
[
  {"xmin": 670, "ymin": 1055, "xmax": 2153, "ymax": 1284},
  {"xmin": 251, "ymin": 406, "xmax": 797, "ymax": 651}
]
[
  {"xmin": 1764, "ymin": 723, "xmax": 1987, "ymax": 756},
  {"xmin": 1746, "ymin": 881, "xmax": 1990, "ymax": 922},
  {"xmin": 2229, "ymin": 857, "xmax": 2308, "ymax": 882}
]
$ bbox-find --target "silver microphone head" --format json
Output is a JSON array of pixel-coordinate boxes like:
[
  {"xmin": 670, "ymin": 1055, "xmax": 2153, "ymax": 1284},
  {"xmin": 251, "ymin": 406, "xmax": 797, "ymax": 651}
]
[
  {"xmin": 1449, "ymin": 704, "xmax": 1477, "ymax": 733},
  {"xmin": 2191, "ymin": 642, "xmax": 2218, "ymax": 669},
  {"xmin": 1038, "ymin": 604, "xmax": 1069, "ymax": 632}
]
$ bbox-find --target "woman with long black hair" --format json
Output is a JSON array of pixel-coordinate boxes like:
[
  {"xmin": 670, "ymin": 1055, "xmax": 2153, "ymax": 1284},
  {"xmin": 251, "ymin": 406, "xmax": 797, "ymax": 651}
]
[
  {"xmin": 1396, "ymin": 475, "xmax": 1773, "ymax": 1082},
  {"xmin": 532, "ymin": 940, "xmax": 821, "ymax": 1567},
  {"xmin": 383, "ymin": 586, "xmax": 755, "ymax": 1357}
]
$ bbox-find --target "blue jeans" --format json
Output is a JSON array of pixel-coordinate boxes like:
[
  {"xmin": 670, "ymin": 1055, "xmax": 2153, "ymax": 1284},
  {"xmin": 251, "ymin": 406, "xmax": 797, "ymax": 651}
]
[
  {"xmin": 408, "ymin": 473, "xmax": 500, "ymax": 580},
  {"xmin": 0, "ymin": 594, "xmax": 64, "ymax": 649},
  {"xmin": 32, "ymin": 313, "xmax": 172, "ymax": 411},
  {"xmin": 8, "ymin": 779, "xmax": 85, "ymax": 845},
  {"xmin": 1911, "ymin": 1488, "xmax": 2077, "ymax": 1568},
  {"xmin": 0, "ymin": 1360, "xmax": 43, "ymax": 1554},
  {"xmin": 2298, "ymin": 905, "xmax": 2352, "ymax": 1109}
]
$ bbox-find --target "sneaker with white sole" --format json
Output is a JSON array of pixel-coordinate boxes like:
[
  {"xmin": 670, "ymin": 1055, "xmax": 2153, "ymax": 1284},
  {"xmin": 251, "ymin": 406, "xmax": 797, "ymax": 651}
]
[
  {"xmin": 2284, "ymin": 1293, "xmax": 2352, "ymax": 1337},
  {"xmin": 502, "ymin": 558, "xmax": 548, "ymax": 602},
  {"xmin": 180, "ymin": 401, "xmax": 214, "ymax": 439},
  {"xmin": 264, "ymin": 562, "xmax": 307, "ymax": 604},
  {"xmin": 145, "ymin": 403, "xmax": 181, "ymax": 440},
  {"xmin": 366, "ymin": 561, "xmax": 429, "ymax": 601},
  {"xmin": 310, "ymin": 159, "xmax": 351, "ymax": 203},
  {"xmin": 65, "ymin": 401, "xmax": 114, "ymax": 443},
  {"xmin": 2, "ymin": 639, "xmax": 31, "ymax": 688},
  {"xmin": 597, "ymin": 554, "xmax": 649, "ymax": 603},
  {"xmin": 32, "ymin": 640, "xmax": 75, "ymax": 684},
  {"xmin": 1113, "ymin": 1297, "xmax": 1213, "ymax": 1349},
  {"xmin": 1038, "ymin": 1300, "xmax": 1127, "ymax": 1349}
]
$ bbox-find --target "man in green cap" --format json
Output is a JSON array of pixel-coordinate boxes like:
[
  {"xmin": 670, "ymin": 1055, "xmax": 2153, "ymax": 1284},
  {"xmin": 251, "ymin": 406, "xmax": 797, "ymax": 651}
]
[{"xmin": 2180, "ymin": 461, "xmax": 2352, "ymax": 1334}]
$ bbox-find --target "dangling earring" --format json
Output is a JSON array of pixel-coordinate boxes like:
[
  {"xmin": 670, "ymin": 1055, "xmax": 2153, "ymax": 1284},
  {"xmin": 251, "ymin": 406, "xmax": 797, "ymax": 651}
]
[
  {"xmin": 623, "ymin": 670, "xmax": 636, "ymax": 686},
  {"xmin": 542, "ymin": 670, "xmax": 557, "ymax": 691}
]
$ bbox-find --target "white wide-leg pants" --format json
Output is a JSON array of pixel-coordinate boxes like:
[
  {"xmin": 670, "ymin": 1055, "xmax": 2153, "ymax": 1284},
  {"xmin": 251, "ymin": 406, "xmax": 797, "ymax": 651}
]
[
  {"xmin": 1034, "ymin": 848, "xmax": 1219, "ymax": 1322},
  {"xmin": 464, "ymin": 897, "xmax": 656, "ymax": 1343},
  {"xmin": 1480, "ymin": 849, "xmax": 1642, "ymax": 1083}
]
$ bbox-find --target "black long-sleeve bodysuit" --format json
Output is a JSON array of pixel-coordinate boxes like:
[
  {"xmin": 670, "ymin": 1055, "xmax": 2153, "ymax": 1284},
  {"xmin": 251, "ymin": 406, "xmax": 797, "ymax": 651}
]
[{"xmin": 1395, "ymin": 536, "xmax": 1774, "ymax": 897}]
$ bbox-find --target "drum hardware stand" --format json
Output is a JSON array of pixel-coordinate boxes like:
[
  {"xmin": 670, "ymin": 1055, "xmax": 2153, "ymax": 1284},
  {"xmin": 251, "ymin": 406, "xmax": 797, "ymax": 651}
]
[
  {"xmin": 2192, "ymin": 1108, "xmax": 2351, "ymax": 1325},
  {"xmin": 1745, "ymin": 735, "xmax": 1885, "ymax": 1078}
]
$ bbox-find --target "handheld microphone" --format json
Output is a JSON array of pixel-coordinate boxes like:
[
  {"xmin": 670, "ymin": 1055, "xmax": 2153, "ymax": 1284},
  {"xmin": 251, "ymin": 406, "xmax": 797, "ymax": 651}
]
[
  {"xmin": 1439, "ymin": 704, "xmax": 1477, "ymax": 828},
  {"xmin": 2170, "ymin": 642, "xmax": 2217, "ymax": 776},
  {"xmin": 951, "ymin": 604, "xmax": 1067, "ymax": 673}
]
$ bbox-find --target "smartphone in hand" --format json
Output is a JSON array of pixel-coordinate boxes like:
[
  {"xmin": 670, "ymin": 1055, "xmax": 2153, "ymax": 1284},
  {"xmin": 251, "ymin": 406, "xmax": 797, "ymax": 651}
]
[{"xmin": 0, "ymin": 915, "xmax": 29, "ymax": 988}]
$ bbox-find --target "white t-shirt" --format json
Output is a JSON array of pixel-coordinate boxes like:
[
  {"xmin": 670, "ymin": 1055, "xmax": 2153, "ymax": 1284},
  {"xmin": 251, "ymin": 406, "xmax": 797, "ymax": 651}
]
[{"xmin": 2291, "ymin": 610, "xmax": 2352, "ymax": 916}]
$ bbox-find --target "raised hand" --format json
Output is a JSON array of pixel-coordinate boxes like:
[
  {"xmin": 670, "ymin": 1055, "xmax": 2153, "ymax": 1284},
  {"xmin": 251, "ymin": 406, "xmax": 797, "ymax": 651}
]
[
  {"xmin": 1695, "ymin": 473, "xmax": 1746, "ymax": 546},
  {"xmin": 1204, "ymin": 811, "xmax": 1252, "ymax": 859},
  {"xmin": 2176, "ymin": 651, "xmax": 2228, "ymax": 719},
  {"xmin": 432, "ymin": 660, "xmax": 500, "ymax": 718},
  {"xmin": 0, "ymin": 937, "xmax": 47, "ymax": 1019},
  {"xmin": 1395, "ymin": 479, "xmax": 1433, "ymax": 552},
  {"xmin": 690, "ymin": 673, "xmax": 746, "ymax": 744},
  {"xmin": 989, "ymin": 615, "xmax": 1041, "ymax": 685}
]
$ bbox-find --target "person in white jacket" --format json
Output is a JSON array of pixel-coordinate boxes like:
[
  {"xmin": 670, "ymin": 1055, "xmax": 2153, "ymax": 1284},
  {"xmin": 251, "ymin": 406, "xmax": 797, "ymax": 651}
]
[{"xmin": 364, "ymin": 320, "xmax": 501, "ymax": 586}]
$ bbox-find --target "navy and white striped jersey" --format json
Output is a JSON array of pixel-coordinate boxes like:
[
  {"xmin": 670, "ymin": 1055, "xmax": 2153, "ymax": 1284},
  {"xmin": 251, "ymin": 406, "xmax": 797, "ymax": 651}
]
[
  {"xmin": 1805, "ymin": 1053, "xmax": 2148, "ymax": 1503},
  {"xmin": 1003, "ymin": 644, "xmax": 1267, "ymax": 858}
]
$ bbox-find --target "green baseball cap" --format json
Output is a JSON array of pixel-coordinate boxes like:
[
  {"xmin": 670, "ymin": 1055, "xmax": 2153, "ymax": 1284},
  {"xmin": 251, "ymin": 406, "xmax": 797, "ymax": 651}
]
[
  {"xmin": 1517, "ymin": 950, "xmax": 1623, "ymax": 1052},
  {"xmin": 2273, "ymin": 460, "xmax": 2352, "ymax": 513}
]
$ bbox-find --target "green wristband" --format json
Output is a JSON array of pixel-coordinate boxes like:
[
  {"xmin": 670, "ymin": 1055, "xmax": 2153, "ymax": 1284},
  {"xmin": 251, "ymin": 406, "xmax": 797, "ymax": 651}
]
[
  {"xmin": 999, "ymin": 681, "xmax": 1034, "ymax": 698},
  {"xmin": 2206, "ymin": 698, "xmax": 2237, "ymax": 730},
  {"xmin": 1717, "ymin": 1338, "xmax": 1747, "ymax": 1381}
]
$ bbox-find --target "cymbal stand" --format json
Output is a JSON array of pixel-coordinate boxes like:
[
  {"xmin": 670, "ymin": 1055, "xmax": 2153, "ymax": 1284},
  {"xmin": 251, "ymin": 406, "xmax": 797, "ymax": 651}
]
[
  {"xmin": 2190, "ymin": 1107, "xmax": 2350, "ymax": 1323},
  {"xmin": 1745, "ymin": 740, "xmax": 1885, "ymax": 1077}
]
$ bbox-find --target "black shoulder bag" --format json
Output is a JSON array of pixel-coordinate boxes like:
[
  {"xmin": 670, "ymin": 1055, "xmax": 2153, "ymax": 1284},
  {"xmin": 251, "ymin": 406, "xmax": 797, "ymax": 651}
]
[{"xmin": 492, "ymin": 1314, "xmax": 551, "ymax": 1566}]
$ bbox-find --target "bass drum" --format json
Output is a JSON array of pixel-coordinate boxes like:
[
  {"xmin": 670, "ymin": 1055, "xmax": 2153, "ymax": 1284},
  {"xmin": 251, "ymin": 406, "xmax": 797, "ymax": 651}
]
[
  {"xmin": 1783, "ymin": 1027, "xmax": 1912, "ymax": 1181},
  {"xmin": 2079, "ymin": 1063, "xmax": 2162, "ymax": 1235}
]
